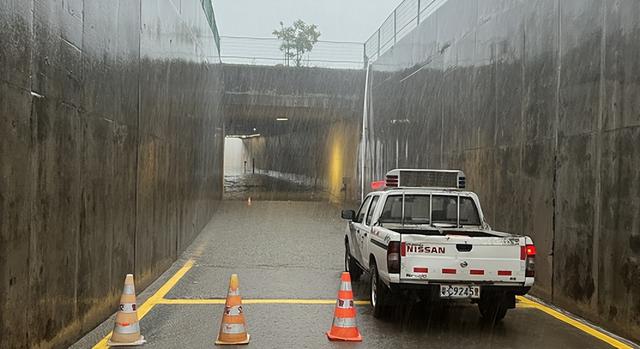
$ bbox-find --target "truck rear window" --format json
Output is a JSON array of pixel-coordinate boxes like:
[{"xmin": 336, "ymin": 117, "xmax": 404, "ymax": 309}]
[
  {"xmin": 432, "ymin": 195, "xmax": 481, "ymax": 225},
  {"xmin": 378, "ymin": 194, "xmax": 481, "ymax": 226}
]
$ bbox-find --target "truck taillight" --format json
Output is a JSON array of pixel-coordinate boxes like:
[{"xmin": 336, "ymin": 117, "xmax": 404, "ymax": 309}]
[
  {"xmin": 387, "ymin": 241, "xmax": 400, "ymax": 274},
  {"xmin": 521, "ymin": 244, "xmax": 536, "ymax": 278}
]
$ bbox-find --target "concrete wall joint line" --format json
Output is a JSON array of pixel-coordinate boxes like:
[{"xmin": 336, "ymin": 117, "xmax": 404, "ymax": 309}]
[{"xmin": 591, "ymin": 0, "xmax": 607, "ymax": 312}]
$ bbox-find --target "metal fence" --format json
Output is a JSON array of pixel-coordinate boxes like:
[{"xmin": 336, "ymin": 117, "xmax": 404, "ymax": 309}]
[
  {"xmin": 220, "ymin": 36, "xmax": 365, "ymax": 70},
  {"xmin": 201, "ymin": 0, "xmax": 221, "ymax": 52},
  {"xmin": 365, "ymin": 0, "xmax": 447, "ymax": 63}
]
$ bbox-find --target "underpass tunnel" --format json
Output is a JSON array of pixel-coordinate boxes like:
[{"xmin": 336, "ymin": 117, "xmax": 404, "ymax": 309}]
[
  {"xmin": 222, "ymin": 64, "xmax": 365, "ymax": 204},
  {"xmin": 4, "ymin": 0, "xmax": 640, "ymax": 346}
]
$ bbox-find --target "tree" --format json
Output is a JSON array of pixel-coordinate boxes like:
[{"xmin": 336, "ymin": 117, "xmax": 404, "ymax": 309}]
[{"xmin": 273, "ymin": 20, "xmax": 321, "ymax": 67}]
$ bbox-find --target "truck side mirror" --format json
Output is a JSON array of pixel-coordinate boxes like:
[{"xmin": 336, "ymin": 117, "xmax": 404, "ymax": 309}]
[{"xmin": 341, "ymin": 210, "xmax": 355, "ymax": 221}]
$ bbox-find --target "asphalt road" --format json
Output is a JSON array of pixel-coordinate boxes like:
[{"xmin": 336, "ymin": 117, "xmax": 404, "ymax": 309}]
[{"xmin": 72, "ymin": 198, "xmax": 627, "ymax": 348}]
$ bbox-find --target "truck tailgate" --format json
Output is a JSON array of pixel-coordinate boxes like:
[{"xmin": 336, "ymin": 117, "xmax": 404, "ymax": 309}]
[{"xmin": 400, "ymin": 234, "xmax": 526, "ymax": 283}]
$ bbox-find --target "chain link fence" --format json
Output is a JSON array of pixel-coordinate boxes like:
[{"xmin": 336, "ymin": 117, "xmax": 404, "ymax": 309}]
[
  {"xmin": 365, "ymin": 0, "xmax": 447, "ymax": 63},
  {"xmin": 220, "ymin": 36, "xmax": 365, "ymax": 70}
]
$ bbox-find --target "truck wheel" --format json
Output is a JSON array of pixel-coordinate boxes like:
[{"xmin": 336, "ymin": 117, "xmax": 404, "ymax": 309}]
[
  {"xmin": 478, "ymin": 297, "xmax": 508, "ymax": 322},
  {"xmin": 345, "ymin": 242, "xmax": 362, "ymax": 281},
  {"xmin": 370, "ymin": 261, "xmax": 389, "ymax": 318}
]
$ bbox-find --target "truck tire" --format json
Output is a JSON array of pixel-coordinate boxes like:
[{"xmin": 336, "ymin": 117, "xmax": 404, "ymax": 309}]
[
  {"xmin": 370, "ymin": 261, "xmax": 390, "ymax": 318},
  {"xmin": 478, "ymin": 296, "xmax": 508, "ymax": 322},
  {"xmin": 345, "ymin": 242, "xmax": 363, "ymax": 281}
]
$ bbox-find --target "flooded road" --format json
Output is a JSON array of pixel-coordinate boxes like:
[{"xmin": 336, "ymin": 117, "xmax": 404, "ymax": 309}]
[{"xmin": 223, "ymin": 173, "xmax": 327, "ymax": 201}]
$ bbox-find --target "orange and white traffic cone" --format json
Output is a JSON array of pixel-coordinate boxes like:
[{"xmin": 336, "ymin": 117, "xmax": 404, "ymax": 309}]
[
  {"xmin": 108, "ymin": 274, "xmax": 146, "ymax": 346},
  {"xmin": 215, "ymin": 274, "xmax": 250, "ymax": 345},
  {"xmin": 326, "ymin": 272, "xmax": 362, "ymax": 342}
]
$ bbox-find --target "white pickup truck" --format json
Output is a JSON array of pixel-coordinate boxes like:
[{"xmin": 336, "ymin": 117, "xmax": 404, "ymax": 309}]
[{"xmin": 341, "ymin": 169, "xmax": 535, "ymax": 321}]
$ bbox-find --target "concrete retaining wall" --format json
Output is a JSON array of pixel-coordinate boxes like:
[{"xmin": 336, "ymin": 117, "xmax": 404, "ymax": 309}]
[
  {"xmin": 364, "ymin": 0, "xmax": 640, "ymax": 341},
  {"xmin": 244, "ymin": 119, "xmax": 361, "ymax": 203},
  {"xmin": 223, "ymin": 65, "xmax": 365, "ymax": 204},
  {"xmin": 0, "ymin": 1, "xmax": 224, "ymax": 348},
  {"xmin": 223, "ymin": 65, "xmax": 365, "ymax": 135}
]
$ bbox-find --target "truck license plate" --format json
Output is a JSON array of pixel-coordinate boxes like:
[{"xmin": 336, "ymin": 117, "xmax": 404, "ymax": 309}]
[{"xmin": 440, "ymin": 285, "xmax": 480, "ymax": 299}]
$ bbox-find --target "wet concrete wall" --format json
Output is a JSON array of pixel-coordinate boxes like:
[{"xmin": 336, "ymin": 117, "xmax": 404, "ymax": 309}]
[
  {"xmin": 365, "ymin": 0, "xmax": 640, "ymax": 341},
  {"xmin": 224, "ymin": 65, "xmax": 364, "ymax": 203},
  {"xmin": 224, "ymin": 65, "xmax": 365, "ymax": 202},
  {"xmin": 223, "ymin": 65, "xmax": 364, "ymax": 135},
  {"xmin": 243, "ymin": 119, "xmax": 361, "ymax": 203},
  {"xmin": 224, "ymin": 137, "xmax": 248, "ymax": 175},
  {"xmin": 0, "ymin": 1, "xmax": 224, "ymax": 348},
  {"xmin": 224, "ymin": 65, "xmax": 364, "ymax": 106}
]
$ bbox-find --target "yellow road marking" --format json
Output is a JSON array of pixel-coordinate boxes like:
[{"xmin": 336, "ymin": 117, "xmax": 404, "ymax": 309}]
[
  {"xmin": 154, "ymin": 299, "xmax": 531, "ymax": 308},
  {"xmin": 156, "ymin": 298, "xmax": 370, "ymax": 305},
  {"xmin": 517, "ymin": 296, "xmax": 633, "ymax": 349},
  {"xmin": 515, "ymin": 302, "xmax": 535, "ymax": 309},
  {"xmin": 89, "ymin": 261, "xmax": 632, "ymax": 349},
  {"xmin": 156, "ymin": 298, "xmax": 535, "ymax": 307},
  {"xmin": 92, "ymin": 260, "xmax": 195, "ymax": 349}
]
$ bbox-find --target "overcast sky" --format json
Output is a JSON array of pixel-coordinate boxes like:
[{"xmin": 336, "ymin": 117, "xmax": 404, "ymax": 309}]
[{"xmin": 213, "ymin": 0, "xmax": 404, "ymax": 43}]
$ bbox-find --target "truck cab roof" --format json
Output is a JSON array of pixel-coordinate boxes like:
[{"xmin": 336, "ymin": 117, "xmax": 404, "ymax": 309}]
[{"xmin": 364, "ymin": 170, "xmax": 489, "ymax": 231}]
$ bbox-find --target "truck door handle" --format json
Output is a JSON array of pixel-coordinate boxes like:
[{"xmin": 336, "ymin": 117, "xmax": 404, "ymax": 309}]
[{"xmin": 456, "ymin": 244, "xmax": 472, "ymax": 252}]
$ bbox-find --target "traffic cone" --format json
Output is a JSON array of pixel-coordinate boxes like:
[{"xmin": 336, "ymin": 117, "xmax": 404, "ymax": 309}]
[
  {"xmin": 326, "ymin": 272, "xmax": 362, "ymax": 342},
  {"xmin": 215, "ymin": 274, "xmax": 250, "ymax": 345},
  {"xmin": 108, "ymin": 274, "xmax": 146, "ymax": 346}
]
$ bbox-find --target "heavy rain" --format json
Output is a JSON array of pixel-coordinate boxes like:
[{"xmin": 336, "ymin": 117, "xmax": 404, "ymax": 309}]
[{"xmin": 1, "ymin": 0, "xmax": 639, "ymax": 348}]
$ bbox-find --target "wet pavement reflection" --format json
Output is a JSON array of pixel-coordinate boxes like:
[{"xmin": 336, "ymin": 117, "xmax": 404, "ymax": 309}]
[{"xmin": 72, "ymin": 201, "xmax": 614, "ymax": 349}]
